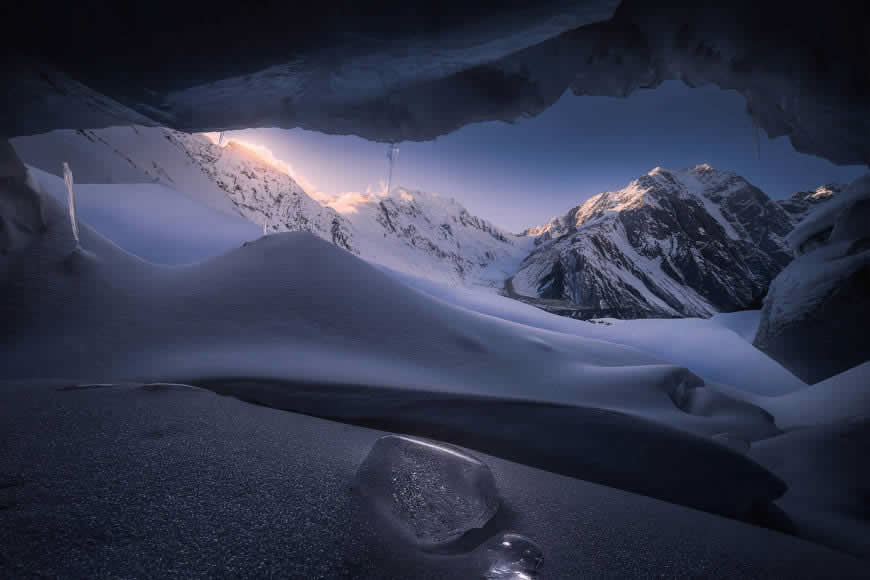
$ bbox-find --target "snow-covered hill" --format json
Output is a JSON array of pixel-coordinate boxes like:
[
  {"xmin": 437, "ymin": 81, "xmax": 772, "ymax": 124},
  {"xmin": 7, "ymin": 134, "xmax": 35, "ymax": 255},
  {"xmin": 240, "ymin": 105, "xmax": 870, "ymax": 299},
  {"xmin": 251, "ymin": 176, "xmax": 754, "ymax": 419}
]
[{"xmin": 512, "ymin": 165, "xmax": 795, "ymax": 318}]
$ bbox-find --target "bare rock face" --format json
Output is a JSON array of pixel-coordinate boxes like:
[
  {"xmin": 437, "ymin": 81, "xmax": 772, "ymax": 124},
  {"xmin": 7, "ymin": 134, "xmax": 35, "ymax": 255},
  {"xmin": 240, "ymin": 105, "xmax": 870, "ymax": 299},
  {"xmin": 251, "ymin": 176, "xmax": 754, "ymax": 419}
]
[{"xmin": 754, "ymin": 175, "xmax": 870, "ymax": 384}]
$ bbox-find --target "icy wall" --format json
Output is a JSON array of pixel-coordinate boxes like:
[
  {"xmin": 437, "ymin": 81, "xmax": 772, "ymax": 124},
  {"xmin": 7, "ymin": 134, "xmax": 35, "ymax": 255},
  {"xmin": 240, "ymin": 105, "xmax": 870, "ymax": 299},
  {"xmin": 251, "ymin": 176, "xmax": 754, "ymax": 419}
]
[
  {"xmin": 3, "ymin": 1, "xmax": 868, "ymax": 167},
  {"xmin": 755, "ymin": 175, "xmax": 870, "ymax": 383}
]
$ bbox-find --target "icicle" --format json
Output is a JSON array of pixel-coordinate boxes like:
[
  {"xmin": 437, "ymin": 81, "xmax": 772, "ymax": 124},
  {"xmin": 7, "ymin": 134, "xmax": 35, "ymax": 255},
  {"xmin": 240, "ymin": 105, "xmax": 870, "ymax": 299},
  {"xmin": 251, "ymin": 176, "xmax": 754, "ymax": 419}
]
[
  {"xmin": 386, "ymin": 143, "xmax": 400, "ymax": 193},
  {"xmin": 62, "ymin": 162, "xmax": 80, "ymax": 246},
  {"xmin": 263, "ymin": 215, "xmax": 268, "ymax": 236},
  {"xmin": 218, "ymin": 131, "xmax": 225, "ymax": 146}
]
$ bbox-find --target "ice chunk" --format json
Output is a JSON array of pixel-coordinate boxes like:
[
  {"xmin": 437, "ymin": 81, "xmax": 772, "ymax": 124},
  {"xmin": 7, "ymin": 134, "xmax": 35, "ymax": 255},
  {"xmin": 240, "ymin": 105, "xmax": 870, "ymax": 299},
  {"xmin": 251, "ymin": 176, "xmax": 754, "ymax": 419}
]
[
  {"xmin": 485, "ymin": 532, "xmax": 545, "ymax": 579},
  {"xmin": 356, "ymin": 434, "xmax": 499, "ymax": 547}
]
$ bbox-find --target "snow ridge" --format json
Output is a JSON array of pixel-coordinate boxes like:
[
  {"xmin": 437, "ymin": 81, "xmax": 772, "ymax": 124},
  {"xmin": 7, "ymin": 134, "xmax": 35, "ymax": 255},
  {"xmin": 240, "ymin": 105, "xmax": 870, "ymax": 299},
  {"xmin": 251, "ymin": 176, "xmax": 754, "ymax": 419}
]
[
  {"xmin": 327, "ymin": 187, "xmax": 532, "ymax": 287},
  {"xmin": 170, "ymin": 134, "xmax": 356, "ymax": 252},
  {"xmin": 777, "ymin": 184, "xmax": 843, "ymax": 226}
]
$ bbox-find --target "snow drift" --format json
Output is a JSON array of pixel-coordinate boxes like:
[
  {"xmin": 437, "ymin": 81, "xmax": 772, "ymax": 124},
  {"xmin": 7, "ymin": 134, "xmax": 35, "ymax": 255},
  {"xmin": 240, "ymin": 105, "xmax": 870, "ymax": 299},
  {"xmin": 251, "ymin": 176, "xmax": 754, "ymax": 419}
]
[{"xmin": 0, "ymin": 165, "xmax": 791, "ymax": 525}]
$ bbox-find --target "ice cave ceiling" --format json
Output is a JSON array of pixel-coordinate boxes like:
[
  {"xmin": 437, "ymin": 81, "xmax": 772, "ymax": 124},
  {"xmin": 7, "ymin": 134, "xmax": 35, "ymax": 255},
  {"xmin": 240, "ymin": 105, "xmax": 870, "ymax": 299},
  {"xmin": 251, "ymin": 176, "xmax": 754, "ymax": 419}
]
[{"xmin": 3, "ymin": 0, "xmax": 869, "ymax": 166}]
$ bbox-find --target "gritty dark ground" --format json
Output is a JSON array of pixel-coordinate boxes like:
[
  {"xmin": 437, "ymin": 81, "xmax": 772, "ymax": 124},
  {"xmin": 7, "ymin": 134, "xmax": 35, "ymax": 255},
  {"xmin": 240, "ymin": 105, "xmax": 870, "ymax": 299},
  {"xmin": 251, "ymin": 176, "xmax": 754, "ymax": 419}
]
[{"xmin": 1, "ymin": 380, "xmax": 868, "ymax": 579}]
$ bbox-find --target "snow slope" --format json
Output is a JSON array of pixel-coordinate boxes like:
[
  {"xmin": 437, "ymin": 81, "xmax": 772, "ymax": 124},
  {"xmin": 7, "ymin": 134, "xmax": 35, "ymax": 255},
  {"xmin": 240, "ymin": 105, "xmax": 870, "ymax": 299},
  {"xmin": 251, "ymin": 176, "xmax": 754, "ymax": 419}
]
[
  {"xmin": 31, "ymin": 167, "xmax": 258, "ymax": 264},
  {"xmin": 3, "ymin": 142, "xmax": 869, "ymax": 562},
  {"xmin": 180, "ymin": 138, "xmax": 355, "ymax": 251},
  {"xmin": 388, "ymin": 269, "xmax": 805, "ymax": 396},
  {"xmin": 329, "ymin": 187, "xmax": 533, "ymax": 287},
  {"xmin": 0, "ymin": 173, "xmax": 794, "ymax": 447},
  {"xmin": 1, "ymin": 177, "xmax": 804, "ymax": 520},
  {"xmin": 11, "ymin": 127, "xmax": 239, "ymax": 216},
  {"xmin": 13, "ymin": 127, "xmax": 525, "ymax": 283},
  {"xmin": 0, "ymin": 187, "xmax": 718, "ymax": 412},
  {"xmin": 25, "ymin": 162, "xmax": 804, "ymax": 397},
  {"xmin": 751, "ymin": 412, "xmax": 870, "ymax": 560},
  {"xmin": 12, "ymin": 127, "xmax": 356, "ymax": 252},
  {"xmin": 19, "ymin": 161, "xmax": 805, "ymax": 398},
  {"xmin": 758, "ymin": 362, "xmax": 870, "ymax": 429}
]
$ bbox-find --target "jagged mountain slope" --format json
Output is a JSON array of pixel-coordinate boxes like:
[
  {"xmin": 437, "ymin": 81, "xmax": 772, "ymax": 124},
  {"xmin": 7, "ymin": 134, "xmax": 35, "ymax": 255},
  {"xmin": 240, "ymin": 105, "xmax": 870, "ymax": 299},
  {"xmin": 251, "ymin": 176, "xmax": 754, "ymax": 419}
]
[
  {"xmin": 11, "ymin": 127, "xmax": 356, "ymax": 252},
  {"xmin": 11, "ymin": 126, "xmax": 240, "ymax": 216},
  {"xmin": 14, "ymin": 129, "xmax": 838, "ymax": 317},
  {"xmin": 778, "ymin": 184, "xmax": 842, "ymax": 225},
  {"xmin": 512, "ymin": 165, "xmax": 796, "ymax": 318},
  {"xmin": 327, "ymin": 188, "xmax": 532, "ymax": 286},
  {"xmin": 173, "ymin": 137, "xmax": 355, "ymax": 252},
  {"xmin": 11, "ymin": 127, "xmax": 525, "ymax": 282}
]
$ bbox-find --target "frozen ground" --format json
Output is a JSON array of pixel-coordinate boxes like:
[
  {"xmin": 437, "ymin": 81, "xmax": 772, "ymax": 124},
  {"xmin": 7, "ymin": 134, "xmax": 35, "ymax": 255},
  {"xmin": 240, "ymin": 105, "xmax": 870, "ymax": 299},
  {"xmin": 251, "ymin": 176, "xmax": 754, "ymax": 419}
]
[{"xmin": 1, "ymin": 380, "xmax": 867, "ymax": 579}]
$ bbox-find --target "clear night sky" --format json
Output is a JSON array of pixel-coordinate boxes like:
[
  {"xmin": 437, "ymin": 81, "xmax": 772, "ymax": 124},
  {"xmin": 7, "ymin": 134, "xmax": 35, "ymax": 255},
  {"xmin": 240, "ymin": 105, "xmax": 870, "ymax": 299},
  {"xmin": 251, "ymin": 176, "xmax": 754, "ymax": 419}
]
[{"xmin": 226, "ymin": 81, "xmax": 866, "ymax": 232}]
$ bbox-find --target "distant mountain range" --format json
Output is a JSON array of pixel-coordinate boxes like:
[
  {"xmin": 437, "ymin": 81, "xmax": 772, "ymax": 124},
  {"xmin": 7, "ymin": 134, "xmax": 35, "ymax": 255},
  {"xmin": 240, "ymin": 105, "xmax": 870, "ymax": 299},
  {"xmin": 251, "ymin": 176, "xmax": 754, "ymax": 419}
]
[{"xmin": 11, "ymin": 128, "xmax": 838, "ymax": 319}]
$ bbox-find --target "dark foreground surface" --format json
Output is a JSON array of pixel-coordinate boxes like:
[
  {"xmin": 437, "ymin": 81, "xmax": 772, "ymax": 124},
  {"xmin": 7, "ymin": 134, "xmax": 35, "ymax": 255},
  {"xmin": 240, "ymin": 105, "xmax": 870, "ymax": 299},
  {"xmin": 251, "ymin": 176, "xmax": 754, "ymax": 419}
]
[{"xmin": 1, "ymin": 380, "xmax": 868, "ymax": 579}]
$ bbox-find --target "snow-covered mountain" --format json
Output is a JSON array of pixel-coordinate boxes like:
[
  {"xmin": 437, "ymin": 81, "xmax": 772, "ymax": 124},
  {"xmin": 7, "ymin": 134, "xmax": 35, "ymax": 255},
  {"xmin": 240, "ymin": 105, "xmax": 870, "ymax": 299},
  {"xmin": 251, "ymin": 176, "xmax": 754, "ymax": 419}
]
[
  {"xmin": 165, "ymin": 135, "xmax": 355, "ymax": 252},
  {"xmin": 12, "ymin": 127, "xmax": 357, "ymax": 252},
  {"xmin": 511, "ymin": 165, "xmax": 796, "ymax": 319},
  {"xmin": 14, "ymin": 129, "xmax": 838, "ymax": 319},
  {"xmin": 325, "ymin": 188, "xmax": 532, "ymax": 286},
  {"xmin": 777, "ymin": 184, "xmax": 842, "ymax": 224},
  {"xmin": 11, "ymin": 127, "xmax": 527, "ymax": 285}
]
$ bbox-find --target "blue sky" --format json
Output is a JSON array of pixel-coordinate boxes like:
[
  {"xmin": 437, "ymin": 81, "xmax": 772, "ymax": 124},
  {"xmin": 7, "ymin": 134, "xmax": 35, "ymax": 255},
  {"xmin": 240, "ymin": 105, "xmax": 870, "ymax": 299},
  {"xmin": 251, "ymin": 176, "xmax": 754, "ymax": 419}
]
[{"xmin": 226, "ymin": 81, "xmax": 866, "ymax": 232}]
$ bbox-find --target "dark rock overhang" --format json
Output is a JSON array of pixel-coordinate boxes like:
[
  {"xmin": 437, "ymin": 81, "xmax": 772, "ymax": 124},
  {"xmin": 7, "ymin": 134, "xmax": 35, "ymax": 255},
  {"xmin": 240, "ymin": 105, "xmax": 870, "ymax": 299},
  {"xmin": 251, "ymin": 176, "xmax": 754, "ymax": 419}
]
[{"xmin": 3, "ymin": 0, "xmax": 868, "ymax": 166}]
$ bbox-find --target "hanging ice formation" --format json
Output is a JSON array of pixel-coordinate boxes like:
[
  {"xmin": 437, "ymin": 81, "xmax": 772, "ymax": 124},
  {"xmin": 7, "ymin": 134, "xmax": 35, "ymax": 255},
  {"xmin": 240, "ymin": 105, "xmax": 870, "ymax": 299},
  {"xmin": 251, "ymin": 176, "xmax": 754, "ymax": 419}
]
[
  {"xmin": 62, "ymin": 162, "xmax": 80, "ymax": 246},
  {"xmin": 386, "ymin": 143, "xmax": 400, "ymax": 193},
  {"xmin": 218, "ymin": 132, "xmax": 225, "ymax": 146}
]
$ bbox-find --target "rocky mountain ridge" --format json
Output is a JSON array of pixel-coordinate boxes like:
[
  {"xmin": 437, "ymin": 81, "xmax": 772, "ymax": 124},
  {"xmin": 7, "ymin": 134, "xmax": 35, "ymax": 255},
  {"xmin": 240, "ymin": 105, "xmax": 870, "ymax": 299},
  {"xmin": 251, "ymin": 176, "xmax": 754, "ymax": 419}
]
[
  {"xmin": 11, "ymin": 128, "xmax": 839, "ymax": 319},
  {"xmin": 511, "ymin": 165, "xmax": 802, "ymax": 319},
  {"xmin": 777, "ymin": 184, "xmax": 843, "ymax": 225}
]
